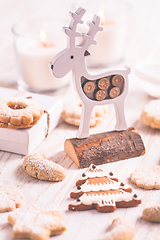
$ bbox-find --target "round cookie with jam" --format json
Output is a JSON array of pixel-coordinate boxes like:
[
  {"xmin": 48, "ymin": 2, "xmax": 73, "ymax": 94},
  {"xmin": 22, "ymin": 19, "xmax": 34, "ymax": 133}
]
[{"xmin": 0, "ymin": 97, "xmax": 44, "ymax": 129}]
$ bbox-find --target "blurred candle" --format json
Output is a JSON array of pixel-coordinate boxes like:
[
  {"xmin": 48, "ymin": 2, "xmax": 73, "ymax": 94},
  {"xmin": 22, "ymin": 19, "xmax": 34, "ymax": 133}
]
[
  {"xmin": 75, "ymin": 0, "xmax": 130, "ymax": 67},
  {"xmin": 12, "ymin": 20, "xmax": 70, "ymax": 93},
  {"xmin": 87, "ymin": 7, "xmax": 129, "ymax": 67}
]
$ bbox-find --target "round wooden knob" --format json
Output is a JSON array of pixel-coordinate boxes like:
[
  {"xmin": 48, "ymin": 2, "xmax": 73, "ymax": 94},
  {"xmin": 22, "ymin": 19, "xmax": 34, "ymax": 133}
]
[
  {"xmin": 112, "ymin": 75, "xmax": 124, "ymax": 87},
  {"xmin": 83, "ymin": 81, "xmax": 95, "ymax": 94},
  {"xmin": 109, "ymin": 87, "xmax": 120, "ymax": 98},
  {"xmin": 95, "ymin": 90, "xmax": 106, "ymax": 101},
  {"xmin": 98, "ymin": 78, "xmax": 110, "ymax": 90}
]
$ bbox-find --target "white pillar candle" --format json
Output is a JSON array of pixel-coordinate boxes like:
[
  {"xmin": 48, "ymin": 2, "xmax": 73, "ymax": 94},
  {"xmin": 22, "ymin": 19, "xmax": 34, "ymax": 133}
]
[
  {"xmin": 87, "ymin": 16, "xmax": 128, "ymax": 67},
  {"xmin": 74, "ymin": 0, "xmax": 130, "ymax": 67},
  {"xmin": 12, "ymin": 20, "xmax": 70, "ymax": 92}
]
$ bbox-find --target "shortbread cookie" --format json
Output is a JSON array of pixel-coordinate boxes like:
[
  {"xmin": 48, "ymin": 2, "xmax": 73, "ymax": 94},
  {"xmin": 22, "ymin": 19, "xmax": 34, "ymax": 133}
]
[
  {"xmin": 0, "ymin": 185, "xmax": 24, "ymax": 212},
  {"xmin": 142, "ymin": 204, "xmax": 160, "ymax": 222},
  {"xmin": 97, "ymin": 218, "xmax": 134, "ymax": 240},
  {"xmin": 69, "ymin": 164, "xmax": 141, "ymax": 212},
  {"xmin": 130, "ymin": 165, "xmax": 160, "ymax": 189},
  {"xmin": 141, "ymin": 100, "xmax": 160, "ymax": 129},
  {"xmin": 61, "ymin": 102, "xmax": 108, "ymax": 127},
  {"xmin": 23, "ymin": 153, "xmax": 66, "ymax": 181},
  {"xmin": 8, "ymin": 205, "xmax": 66, "ymax": 240},
  {"xmin": 0, "ymin": 97, "xmax": 44, "ymax": 129}
]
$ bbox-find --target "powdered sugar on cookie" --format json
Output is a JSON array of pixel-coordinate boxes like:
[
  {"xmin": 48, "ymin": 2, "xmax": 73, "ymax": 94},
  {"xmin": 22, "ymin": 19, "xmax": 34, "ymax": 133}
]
[
  {"xmin": 130, "ymin": 165, "xmax": 160, "ymax": 189},
  {"xmin": 8, "ymin": 205, "xmax": 66, "ymax": 240},
  {"xmin": 0, "ymin": 185, "xmax": 24, "ymax": 212},
  {"xmin": 141, "ymin": 100, "xmax": 160, "ymax": 129},
  {"xmin": 23, "ymin": 153, "xmax": 66, "ymax": 182},
  {"xmin": 97, "ymin": 218, "xmax": 134, "ymax": 240}
]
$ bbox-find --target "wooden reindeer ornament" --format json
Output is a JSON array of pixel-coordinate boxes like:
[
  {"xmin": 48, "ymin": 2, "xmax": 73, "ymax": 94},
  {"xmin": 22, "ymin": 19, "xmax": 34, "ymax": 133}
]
[{"xmin": 49, "ymin": 7, "xmax": 145, "ymax": 168}]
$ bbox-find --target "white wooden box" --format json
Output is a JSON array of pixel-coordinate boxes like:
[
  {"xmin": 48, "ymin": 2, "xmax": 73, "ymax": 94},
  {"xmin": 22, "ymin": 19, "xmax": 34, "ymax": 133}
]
[{"xmin": 0, "ymin": 87, "xmax": 62, "ymax": 155}]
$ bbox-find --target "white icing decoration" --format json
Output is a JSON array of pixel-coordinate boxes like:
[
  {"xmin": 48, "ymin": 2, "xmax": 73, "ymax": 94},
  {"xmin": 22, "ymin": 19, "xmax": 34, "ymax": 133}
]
[
  {"xmin": 79, "ymin": 164, "xmax": 117, "ymax": 181},
  {"xmin": 98, "ymin": 199, "xmax": 115, "ymax": 206},
  {"xmin": 73, "ymin": 180, "xmax": 130, "ymax": 193},
  {"xmin": 71, "ymin": 164, "xmax": 141, "ymax": 208},
  {"xmin": 71, "ymin": 190, "xmax": 140, "ymax": 206}
]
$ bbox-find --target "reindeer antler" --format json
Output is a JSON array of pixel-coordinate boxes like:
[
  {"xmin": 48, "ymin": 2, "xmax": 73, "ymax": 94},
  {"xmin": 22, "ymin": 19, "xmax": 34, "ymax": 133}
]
[
  {"xmin": 81, "ymin": 15, "xmax": 103, "ymax": 50},
  {"xmin": 64, "ymin": 7, "xmax": 85, "ymax": 48}
]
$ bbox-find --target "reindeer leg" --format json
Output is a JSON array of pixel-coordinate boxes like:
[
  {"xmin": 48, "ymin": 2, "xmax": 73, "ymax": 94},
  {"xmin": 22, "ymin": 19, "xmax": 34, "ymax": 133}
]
[
  {"xmin": 114, "ymin": 100, "xmax": 127, "ymax": 131},
  {"xmin": 76, "ymin": 103, "xmax": 94, "ymax": 139}
]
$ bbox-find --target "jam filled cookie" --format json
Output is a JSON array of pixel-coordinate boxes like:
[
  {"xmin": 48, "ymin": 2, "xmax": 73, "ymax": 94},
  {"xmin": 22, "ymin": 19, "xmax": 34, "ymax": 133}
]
[{"xmin": 0, "ymin": 97, "xmax": 44, "ymax": 129}]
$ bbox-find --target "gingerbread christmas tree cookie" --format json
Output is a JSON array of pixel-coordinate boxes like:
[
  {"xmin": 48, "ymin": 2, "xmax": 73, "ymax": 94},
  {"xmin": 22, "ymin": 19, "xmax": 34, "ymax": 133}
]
[{"xmin": 68, "ymin": 164, "xmax": 141, "ymax": 212}]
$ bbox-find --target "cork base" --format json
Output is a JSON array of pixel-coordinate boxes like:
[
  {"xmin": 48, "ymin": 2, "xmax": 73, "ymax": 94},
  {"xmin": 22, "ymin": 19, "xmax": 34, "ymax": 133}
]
[{"xmin": 64, "ymin": 127, "xmax": 145, "ymax": 168}]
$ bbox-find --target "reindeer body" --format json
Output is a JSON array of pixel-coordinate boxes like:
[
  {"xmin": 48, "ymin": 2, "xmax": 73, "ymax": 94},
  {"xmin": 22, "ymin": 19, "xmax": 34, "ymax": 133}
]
[{"xmin": 50, "ymin": 7, "xmax": 131, "ymax": 138}]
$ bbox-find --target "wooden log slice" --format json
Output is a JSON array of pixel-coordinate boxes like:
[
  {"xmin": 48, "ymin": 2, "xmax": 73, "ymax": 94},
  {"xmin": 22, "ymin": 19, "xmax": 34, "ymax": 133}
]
[
  {"xmin": 83, "ymin": 81, "xmax": 95, "ymax": 94},
  {"xmin": 112, "ymin": 75, "xmax": 124, "ymax": 87},
  {"xmin": 98, "ymin": 78, "xmax": 110, "ymax": 90},
  {"xmin": 95, "ymin": 90, "xmax": 106, "ymax": 101},
  {"xmin": 64, "ymin": 127, "xmax": 145, "ymax": 168},
  {"xmin": 109, "ymin": 87, "xmax": 120, "ymax": 98}
]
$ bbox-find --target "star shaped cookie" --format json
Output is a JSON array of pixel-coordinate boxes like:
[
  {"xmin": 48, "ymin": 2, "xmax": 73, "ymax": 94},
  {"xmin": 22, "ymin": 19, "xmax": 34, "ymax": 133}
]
[{"xmin": 8, "ymin": 206, "xmax": 66, "ymax": 240}]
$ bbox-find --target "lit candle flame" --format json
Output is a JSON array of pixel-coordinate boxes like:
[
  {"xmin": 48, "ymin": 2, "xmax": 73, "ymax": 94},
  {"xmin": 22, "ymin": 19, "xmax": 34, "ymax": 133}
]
[
  {"xmin": 98, "ymin": 10, "xmax": 106, "ymax": 24},
  {"xmin": 40, "ymin": 30, "xmax": 47, "ymax": 47},
  {"xmin": 98, "ymin": 9, "xmax": 115, "ymax": 26}
]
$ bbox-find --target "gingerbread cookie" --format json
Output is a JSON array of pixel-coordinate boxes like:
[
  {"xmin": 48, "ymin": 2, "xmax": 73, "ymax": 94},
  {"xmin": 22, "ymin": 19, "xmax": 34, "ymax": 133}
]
[
  {"xmin": 97, "ymin": 218, "xmax": 134, "ymax": 240},
  {"xmin": 69, "ymin": 164, "xmax": 141, "ymax": 212},
  {"xmin": 142, "ymin": 204, "xmax": 160, "ymax": 222},
  {"xmin": 130, "ymin": 165, "xmax": 160, "ymax": 189},
  {"xmin": 141, "ymin": 99, "xmax": 160, "ymax": 129},
  {"xmin": 0, "ymin": 185, "xmax": 24, "ymax": 212},
  {"xmin": 23, "ymin": 153, "xmax": 66, "ymax": 181},
  {"xmin": 8, "ymin": 205, "xmax": 66, "ymax": 240},
  {"xmin": 61, "ymin": 102, "xmax": 108, "ymax": 127},
  {"xmin": 0, "ymin": 97, "xmax": 44, "ymax": 129}
]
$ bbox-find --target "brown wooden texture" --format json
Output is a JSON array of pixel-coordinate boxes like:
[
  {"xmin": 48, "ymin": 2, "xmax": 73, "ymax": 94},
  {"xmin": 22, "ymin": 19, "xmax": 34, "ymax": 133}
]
[
  {"xmin": 112, "ymin": 75, "xmax": 124, "ymax": 87},
  {"xmin": 95, "ymin": 89, "xmax": 106, "ymax": 101},
  {"xmin": 109, "ymin": 87, "xmax": 120, "ymax": 98},
  {"xmin": 64, "ymin": 127, "xmax": 145, "ymax": 168},
  {"xmin": 83, "ymin": 81, "xmax": 95, "ymax": 94},
  {"xmin": 97, "ymin": 78, "xmax": 110, "ymax": 90}
]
